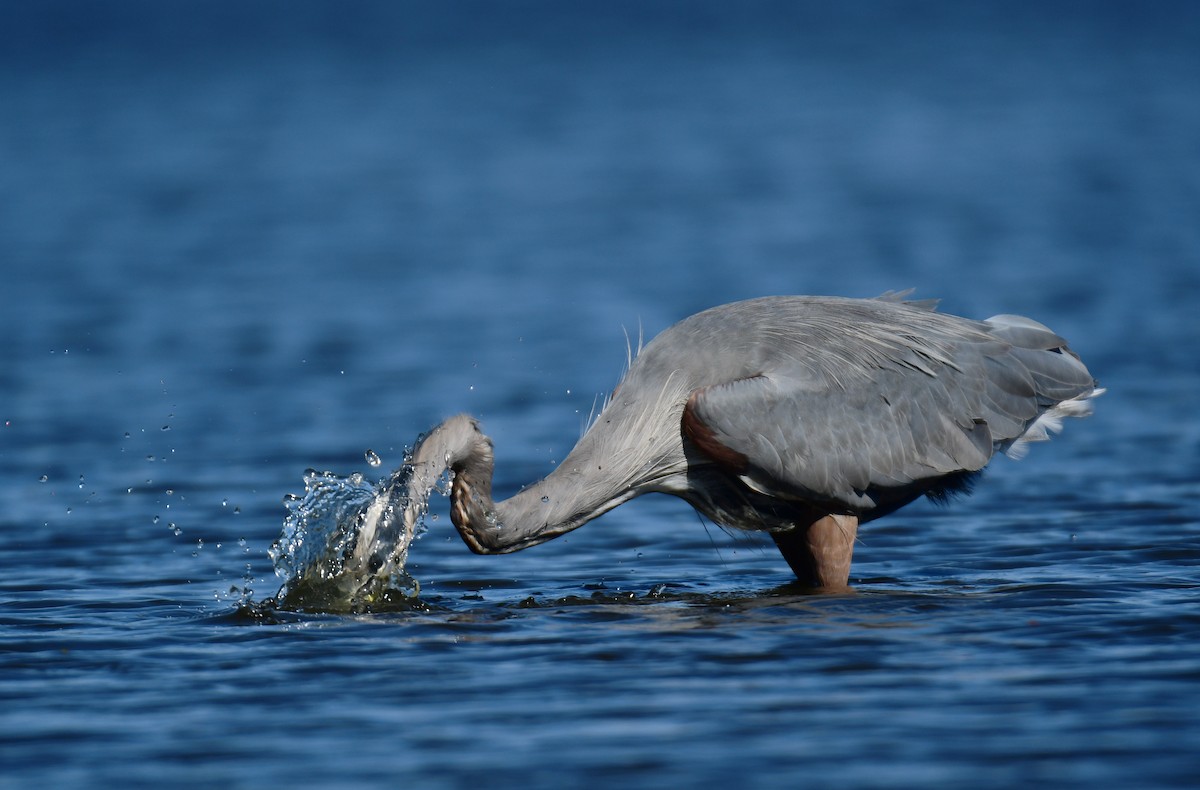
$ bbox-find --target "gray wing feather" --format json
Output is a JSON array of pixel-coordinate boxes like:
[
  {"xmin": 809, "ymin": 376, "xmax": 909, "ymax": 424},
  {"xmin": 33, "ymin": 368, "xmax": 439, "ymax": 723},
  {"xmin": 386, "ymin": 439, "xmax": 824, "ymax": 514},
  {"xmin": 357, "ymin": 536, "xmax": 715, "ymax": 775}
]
[
  {"xmin": 984, "ymin": 314, "xmax": 1068, "ymax": 349},
  {"xmin": 683, "ymin": 300, "xmax": 1097, "ymax": 513}
]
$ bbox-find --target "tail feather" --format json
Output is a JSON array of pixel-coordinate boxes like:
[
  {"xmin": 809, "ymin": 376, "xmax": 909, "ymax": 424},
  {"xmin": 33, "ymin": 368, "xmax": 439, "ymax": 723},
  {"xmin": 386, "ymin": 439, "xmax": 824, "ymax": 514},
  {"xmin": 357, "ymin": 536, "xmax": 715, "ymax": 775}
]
[
  {"xmin": 1002, "ymin": 386, "xmax": 1105, "ymax": 459},
  {"xmin": 982, "ymin": 313, "xmax": 1102, "ymax": 460}
]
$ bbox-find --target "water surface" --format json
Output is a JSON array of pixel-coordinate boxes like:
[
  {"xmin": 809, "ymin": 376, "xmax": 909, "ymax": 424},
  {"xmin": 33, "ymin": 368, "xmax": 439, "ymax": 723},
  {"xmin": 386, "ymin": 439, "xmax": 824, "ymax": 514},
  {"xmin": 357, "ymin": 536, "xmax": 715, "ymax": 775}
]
[{"xmin": 3, "ymin": 3, "xmax": 1199, "ymax": 788}]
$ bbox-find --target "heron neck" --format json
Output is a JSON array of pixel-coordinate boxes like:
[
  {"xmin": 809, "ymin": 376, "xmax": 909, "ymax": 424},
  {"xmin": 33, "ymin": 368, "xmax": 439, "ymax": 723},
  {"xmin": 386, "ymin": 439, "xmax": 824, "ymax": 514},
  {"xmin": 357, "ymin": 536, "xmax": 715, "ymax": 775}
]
[{"xmin": 489, "ymin": 431, "xmax": 640, "ymax": 547}]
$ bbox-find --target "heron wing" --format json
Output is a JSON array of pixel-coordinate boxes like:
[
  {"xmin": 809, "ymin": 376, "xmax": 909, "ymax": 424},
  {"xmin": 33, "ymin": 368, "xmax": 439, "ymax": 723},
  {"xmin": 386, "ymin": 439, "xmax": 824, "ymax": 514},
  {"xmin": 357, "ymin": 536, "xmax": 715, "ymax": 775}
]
[{"xmin": 681, "ymin": 307, "xmax": 1095, "ymax": 512}]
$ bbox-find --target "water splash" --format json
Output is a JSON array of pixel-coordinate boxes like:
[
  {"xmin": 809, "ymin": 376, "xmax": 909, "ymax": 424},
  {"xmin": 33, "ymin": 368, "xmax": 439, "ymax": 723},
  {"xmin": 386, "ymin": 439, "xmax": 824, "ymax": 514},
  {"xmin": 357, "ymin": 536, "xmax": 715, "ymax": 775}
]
[{"xmin": 268, "ymin": 459, "xmax": 436, "ymax": 614}]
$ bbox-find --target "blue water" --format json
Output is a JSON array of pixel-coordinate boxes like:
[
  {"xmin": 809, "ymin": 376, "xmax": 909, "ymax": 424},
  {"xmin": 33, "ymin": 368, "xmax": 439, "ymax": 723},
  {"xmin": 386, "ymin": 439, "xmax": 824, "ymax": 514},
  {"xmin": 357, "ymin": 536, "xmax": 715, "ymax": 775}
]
[{"xmin": 3, "ymin": 2, "xmax": 1199, "ymax": 787}]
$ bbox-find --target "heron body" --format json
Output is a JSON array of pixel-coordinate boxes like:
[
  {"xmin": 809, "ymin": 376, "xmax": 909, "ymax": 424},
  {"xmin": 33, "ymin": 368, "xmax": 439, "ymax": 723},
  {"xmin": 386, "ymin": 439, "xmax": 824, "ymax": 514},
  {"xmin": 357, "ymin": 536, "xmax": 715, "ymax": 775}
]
[{"xmin": 405, "ymin": 294, "xmax": 1102, "ymax": 589}]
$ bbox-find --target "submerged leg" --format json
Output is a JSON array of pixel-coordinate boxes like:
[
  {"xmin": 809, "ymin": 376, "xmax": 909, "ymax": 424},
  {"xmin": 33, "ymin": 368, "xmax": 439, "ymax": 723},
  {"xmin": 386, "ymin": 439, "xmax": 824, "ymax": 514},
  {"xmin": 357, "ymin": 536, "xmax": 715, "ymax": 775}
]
[{"xmin": 771, "ymin": 514, "xmax": 859, "ymax": 590}]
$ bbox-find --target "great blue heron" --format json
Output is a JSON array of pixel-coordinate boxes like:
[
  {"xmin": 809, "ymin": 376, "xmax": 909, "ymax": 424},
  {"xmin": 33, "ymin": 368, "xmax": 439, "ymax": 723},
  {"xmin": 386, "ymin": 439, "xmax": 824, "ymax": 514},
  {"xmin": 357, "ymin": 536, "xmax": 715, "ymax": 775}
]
[{"xmin": 398, "ymin": 293, "xmax": 1102, "ymax": 589}]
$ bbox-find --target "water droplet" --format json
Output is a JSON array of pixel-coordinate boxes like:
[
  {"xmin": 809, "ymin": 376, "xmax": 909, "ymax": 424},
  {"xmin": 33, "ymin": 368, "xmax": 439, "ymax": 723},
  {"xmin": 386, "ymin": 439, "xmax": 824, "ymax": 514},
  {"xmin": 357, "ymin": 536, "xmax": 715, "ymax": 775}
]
[
  {"xmin": 78, "ymin": 475, "xmax": 85, "ymax": 489},
  {"xmin": 124, "ymin": 432, "xmax": 131, "ymax": 439},
  {"xmin": 39, "ymin": 475, "xmax": 48, "ymax": 483},
  {"xmin": 221, "ymin": 498, "xmax": 228, "ymax": 507},
  {"xmin": 161, "ymin": 425, "xmax": 170, "ymax": 432},
  {"xmin": 165, "ymin": 489, "xmax": 174, "ymax": 496},
  {"xmin": 233, "ymin": 507, "xmax": 241, "ymax": 515},
  {"xmin": 540, "ymin": 495, "xmax": 550, "ymax": 504},
  {"xmin": 153, "ymin": 515, "xmax": 160, "ymax": 524},
  {"xmin": 171, "ymin": 523, "xmax": 181, "ymax": 536},
  {"xmin": 146, "ymin": 455, "xmax": 156, "ymax": 462},
  {"xmin": 365, "ymin": 449, "xmax": 382, "ymax": 467}
]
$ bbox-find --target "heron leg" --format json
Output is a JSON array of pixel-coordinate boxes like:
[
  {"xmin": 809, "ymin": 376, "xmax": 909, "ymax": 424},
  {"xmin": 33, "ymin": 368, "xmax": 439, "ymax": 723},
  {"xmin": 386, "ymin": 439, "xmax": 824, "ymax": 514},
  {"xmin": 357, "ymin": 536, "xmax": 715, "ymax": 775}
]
[{"xmin": 771, "ymin": 513, "xmax": 858, "ymax": 590}]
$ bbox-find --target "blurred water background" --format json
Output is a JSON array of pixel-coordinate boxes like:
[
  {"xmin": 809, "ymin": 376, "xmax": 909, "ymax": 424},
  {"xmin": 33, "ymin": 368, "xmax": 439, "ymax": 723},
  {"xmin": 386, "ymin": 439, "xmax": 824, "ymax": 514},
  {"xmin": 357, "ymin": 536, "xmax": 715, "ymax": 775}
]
[{"xmin": 2, "ymin": 1, "xmax": 1199, "ymax": 787}]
